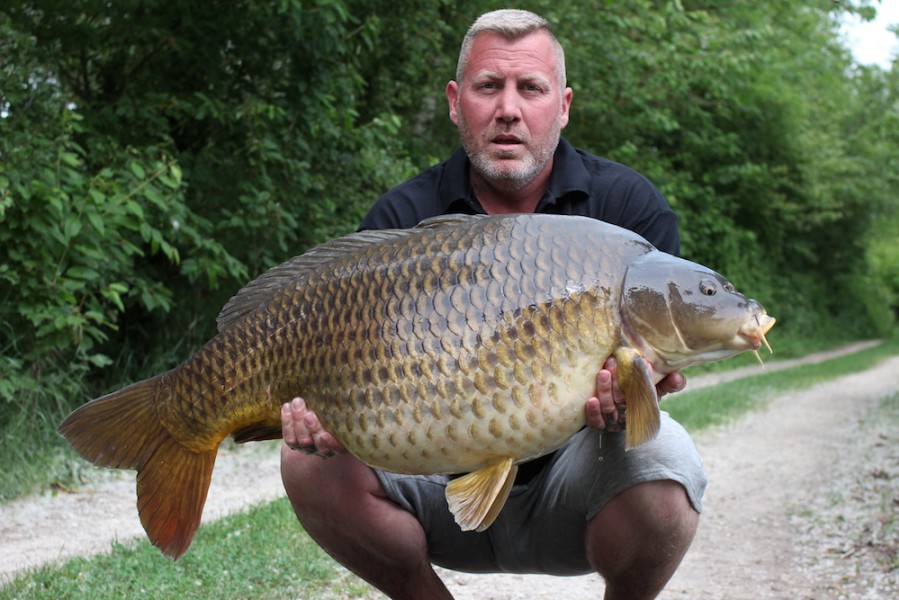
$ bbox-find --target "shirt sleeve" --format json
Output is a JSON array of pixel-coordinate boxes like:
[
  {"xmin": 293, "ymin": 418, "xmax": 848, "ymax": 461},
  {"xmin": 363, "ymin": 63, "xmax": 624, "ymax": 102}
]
[
  {"xmin": 359, "ymin": 175, "xmax": 449, "ymax": 231},
  {"xmin": 358, "ymin": 193, "xmax": 417, "ymax": 231},
  {"xmin": 358, "ymin": 153, "xmax": 468, "ymax": 232},
  {"xmin": 625, "ymin": 196, "xmax": 680, "ymax": 256},
  {"xmin": 586, "ymin": 165, "xmax": 680, "ymax": 256}
]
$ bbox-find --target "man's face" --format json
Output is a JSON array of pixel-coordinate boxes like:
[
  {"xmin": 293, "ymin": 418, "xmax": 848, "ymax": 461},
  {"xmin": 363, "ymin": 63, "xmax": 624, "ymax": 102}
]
[{"xmin": 447, "ymin": 31, "xmax": 572, "ymax": 190}]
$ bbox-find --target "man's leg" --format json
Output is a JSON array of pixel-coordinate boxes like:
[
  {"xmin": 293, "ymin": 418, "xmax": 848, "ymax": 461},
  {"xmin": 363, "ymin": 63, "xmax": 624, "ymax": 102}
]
[
  {"xmin": 585, "ymin": 480, "xmax": 699, "ymax": 600},
  {"xmin": 280, "ymin": 409, "xmax": 452, "ymax": 599}
]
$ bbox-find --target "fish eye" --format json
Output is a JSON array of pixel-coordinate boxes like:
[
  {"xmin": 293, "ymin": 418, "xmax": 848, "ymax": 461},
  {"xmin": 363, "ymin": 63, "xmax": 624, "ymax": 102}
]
[{"xmin": 699, "ymin": 280, "xmax": 717, "ymax": 296}]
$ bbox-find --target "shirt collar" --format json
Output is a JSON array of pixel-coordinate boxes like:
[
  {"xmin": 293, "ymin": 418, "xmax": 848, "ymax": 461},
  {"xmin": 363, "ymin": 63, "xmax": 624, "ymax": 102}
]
[
  {"xmin": 439, "ymin": 146, "xmax": 477, "ymax": 214},
  {"xmin": 542, "ymin": 138, "xmax": 591, "ymax": 208},
  {"xmin": 438, "ymin": 138, "xmax": 589, "ymax": 214}
]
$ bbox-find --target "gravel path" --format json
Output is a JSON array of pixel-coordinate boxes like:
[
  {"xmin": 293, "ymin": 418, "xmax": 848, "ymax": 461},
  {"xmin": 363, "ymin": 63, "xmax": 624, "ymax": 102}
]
[{"xmin": 1, "ymin": 341, "xmax": 896, "ymax": 599}]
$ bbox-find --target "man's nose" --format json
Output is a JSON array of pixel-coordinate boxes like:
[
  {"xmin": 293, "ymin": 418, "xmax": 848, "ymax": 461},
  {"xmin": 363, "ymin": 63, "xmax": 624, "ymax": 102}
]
[{"xmin": 495, "ymin": 87, "xmax": 522, "ymax": 122}]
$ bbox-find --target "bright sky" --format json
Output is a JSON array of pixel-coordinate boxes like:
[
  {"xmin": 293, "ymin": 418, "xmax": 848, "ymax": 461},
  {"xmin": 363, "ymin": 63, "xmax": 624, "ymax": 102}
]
[{"xmin": 842, "ymin": 1, "xmax": 899, "ymax": 68}]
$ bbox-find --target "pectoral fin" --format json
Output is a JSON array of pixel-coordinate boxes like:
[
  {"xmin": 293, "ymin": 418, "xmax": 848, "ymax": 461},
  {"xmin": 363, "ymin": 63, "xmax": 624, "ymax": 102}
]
[
  {"xmin": 445, "ymin": 458, "xmax": 518, "ymax": 532},
  {"xmin": 614, "ymin": 347, "xmax": 661, "ymax": 450}
]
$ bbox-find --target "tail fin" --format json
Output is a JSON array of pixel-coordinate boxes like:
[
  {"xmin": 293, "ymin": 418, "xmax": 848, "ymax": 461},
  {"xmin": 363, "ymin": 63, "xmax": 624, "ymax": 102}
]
[{"xmin": 58, "ymin": 375, "xmax": 216, "ymax": 559}]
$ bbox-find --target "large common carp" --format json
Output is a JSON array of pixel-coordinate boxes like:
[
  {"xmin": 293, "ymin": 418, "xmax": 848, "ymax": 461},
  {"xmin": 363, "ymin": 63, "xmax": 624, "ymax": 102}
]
[{"xmin": 59, "ymin": 214, "xmax": 774, "ymax": 559}]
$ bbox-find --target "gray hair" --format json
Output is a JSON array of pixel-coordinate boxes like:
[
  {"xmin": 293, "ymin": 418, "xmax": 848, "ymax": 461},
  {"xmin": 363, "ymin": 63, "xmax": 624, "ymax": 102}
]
[{"xmin": 456, "ymin": 9, "xmax": 567, "ymax": 90}]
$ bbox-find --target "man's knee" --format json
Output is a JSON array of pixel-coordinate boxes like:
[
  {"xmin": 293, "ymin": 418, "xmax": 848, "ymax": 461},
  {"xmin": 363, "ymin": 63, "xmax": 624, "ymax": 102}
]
[
  {"xmin": 585, "ymin": 481, "xmax": 699, "ymax": 598},
  {"xmin": 633, "ymin": 480, "xmax": 699, "ymax": 536},
  {"xmin": 281, "ymin": 445, "xmax": 385, "ymax": 519},
  {"xmin": 586, "ymin": 480, "xmax": 699, "ymax": 574}
]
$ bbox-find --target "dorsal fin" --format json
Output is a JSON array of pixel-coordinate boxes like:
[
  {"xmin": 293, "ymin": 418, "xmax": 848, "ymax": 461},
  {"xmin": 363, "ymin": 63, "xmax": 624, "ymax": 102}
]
[
  {"xmin": 215, "ymin": 215, "xmax": 487, "ymax": 332},
  {"xmin": 415, "ymin": 213, "xmax": 488, "ymax": 228},
  {"xmin": 216, "ymin": 229, "xmax": 417, "ymax": 331}
]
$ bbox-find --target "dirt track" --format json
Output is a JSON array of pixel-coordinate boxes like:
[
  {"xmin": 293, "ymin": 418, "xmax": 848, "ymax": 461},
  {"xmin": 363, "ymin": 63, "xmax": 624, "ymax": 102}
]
[{"xmin": 1, "ymin": 342, "xmax": 897, "ymax": 599}]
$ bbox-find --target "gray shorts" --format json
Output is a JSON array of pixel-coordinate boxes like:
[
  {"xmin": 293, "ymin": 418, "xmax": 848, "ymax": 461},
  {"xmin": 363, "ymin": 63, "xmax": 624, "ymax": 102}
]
[{"xmin": 375, "ymin": 412, "xmax": 706, "ymax": 575}]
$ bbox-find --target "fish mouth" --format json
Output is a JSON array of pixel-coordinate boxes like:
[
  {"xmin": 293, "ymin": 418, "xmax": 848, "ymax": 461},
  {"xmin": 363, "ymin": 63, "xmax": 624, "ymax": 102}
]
[
  {"xmin": 737, "ymin": 312, "xmax": 776, "ymax": 364},
  {"xmin": 738, "ymin": 313, "xmax": 775, "ymax": 346}
]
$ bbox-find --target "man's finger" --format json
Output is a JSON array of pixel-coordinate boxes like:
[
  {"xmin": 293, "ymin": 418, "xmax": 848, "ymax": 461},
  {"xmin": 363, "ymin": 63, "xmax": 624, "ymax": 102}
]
[{"xmin": 657, "ymin": 372, "xmax": 687, "ymax": 398}]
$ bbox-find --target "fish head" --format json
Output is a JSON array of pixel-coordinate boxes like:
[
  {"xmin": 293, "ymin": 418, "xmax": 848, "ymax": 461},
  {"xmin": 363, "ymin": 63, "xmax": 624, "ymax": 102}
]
[{"xmin": 619, "ymin": 252, "xmax": 775, "ymax": 375}]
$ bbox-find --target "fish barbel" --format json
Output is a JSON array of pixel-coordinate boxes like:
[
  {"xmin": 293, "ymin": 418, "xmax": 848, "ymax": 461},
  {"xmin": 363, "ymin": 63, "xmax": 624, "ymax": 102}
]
[{"xmin": 59, "ymin": 214, "xmax": 775, "ymax": 558}]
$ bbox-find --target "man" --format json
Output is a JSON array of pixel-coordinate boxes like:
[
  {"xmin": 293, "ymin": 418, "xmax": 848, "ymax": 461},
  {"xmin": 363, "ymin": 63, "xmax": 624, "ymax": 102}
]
[{"xmin": 280, "ymin": 9, "xmax": 706, "ymax": 599}]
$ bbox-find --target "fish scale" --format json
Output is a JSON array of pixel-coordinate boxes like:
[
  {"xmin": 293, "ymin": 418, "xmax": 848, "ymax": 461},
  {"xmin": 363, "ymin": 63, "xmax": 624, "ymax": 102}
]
[
  {"xmin": 59, "ymin": 213, "xmax": 774, "ymax": 558},
  {"xmin": 290, "ymin": 218, "xmax": 610, "ymax": 474}
]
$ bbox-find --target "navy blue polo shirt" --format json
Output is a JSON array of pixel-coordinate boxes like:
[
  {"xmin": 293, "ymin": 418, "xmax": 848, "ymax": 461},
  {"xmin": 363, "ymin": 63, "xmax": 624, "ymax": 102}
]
[{"xmin": 359, "ymin": 138, "xmax": 679, "ymax": 255}]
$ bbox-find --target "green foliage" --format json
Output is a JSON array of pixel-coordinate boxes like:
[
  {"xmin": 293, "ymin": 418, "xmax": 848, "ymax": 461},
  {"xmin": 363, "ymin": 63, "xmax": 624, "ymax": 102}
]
[
  {"xmin": 0, "ymin": 13, "xmax": 245, "ymax": 496},
  {"xmin": 0, "ymin": 0, "xmax": 897, "ymax": 499}
]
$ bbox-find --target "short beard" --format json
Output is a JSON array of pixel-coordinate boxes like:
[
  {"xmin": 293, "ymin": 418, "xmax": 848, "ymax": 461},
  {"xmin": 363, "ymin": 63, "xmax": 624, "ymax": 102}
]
[
  {"xmin": 458, "ymin": 115, "xmax": 561, "ymax": 192},
  {"xmin": 468, "ymin": 148, "xmax": 543, "ymax": 191}
]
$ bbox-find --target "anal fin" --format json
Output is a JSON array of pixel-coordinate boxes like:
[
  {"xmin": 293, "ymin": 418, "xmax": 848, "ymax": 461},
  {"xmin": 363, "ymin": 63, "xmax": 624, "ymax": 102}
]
[{"xmin": 445, "ymin": 457, "xmax": 518, "ymax": 532}]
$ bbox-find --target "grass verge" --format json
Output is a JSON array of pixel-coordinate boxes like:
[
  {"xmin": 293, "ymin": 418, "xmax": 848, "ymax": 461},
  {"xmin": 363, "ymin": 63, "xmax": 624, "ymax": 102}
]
[
  {"xmin": 0, "ymin": 498, "xmax": 375, "ymax": 600},
  {"xmin": 662, "ymin": 339, "xmax": 899, "ymax": 433},
  {"xmin": 667, "ymin": 337, "xmax": 899, "ymax": 431}
]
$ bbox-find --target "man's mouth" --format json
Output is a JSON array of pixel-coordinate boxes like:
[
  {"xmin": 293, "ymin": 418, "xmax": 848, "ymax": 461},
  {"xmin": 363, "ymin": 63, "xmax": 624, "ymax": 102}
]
[{"xmin": 492, "ymin": 135, "xmax": 523, "ymax": 146}]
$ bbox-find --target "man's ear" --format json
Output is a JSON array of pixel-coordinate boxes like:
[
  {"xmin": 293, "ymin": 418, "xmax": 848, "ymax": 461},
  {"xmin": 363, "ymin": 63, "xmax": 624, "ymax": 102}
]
[
  {"xmin": 446, "ymin": 80, "xmax": 460, "ymax": 125},
  {"xmin": 560, "ymin": 86, "xmax": 573, "ymax": 129}
]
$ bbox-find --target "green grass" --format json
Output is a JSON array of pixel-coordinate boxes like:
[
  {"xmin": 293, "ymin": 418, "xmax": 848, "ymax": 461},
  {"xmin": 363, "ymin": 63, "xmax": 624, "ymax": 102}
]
[
  {"xmin": 2, "ymin": 337, "xmax": 897, "ymax": 599},
  {"xmin": 667, "ymin": 337, "xmax": 899, "ymax": 432},
  {"xmin": 0, "ymin": 408, "xmax": 79, "ymax": 501},
  {"xmin": 0, "ymin": 498, "xmax": 376, "ymax": 600}
]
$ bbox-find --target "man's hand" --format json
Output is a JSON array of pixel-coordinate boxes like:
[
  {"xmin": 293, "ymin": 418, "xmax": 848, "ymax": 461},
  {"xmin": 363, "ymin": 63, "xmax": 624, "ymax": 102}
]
[
  {"xmin": 585, "ymin": 357, "xmax": 686, "ymax": 431},
  {"xmin": 282, "ymin": 397, "xmax": 347, "ymax": 458}
]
